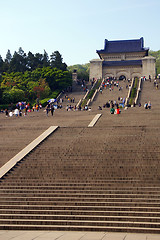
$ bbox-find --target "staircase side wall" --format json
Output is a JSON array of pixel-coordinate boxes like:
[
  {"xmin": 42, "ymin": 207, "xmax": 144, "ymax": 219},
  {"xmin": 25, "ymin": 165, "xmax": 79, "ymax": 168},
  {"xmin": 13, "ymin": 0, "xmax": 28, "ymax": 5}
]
[
  {"xmin": 89, "ymin": 59, "xmax": 103, "ymax": 80},
  {"xmin": 142, "ymin": 57, "xmax": 156, "ymax": 79}
]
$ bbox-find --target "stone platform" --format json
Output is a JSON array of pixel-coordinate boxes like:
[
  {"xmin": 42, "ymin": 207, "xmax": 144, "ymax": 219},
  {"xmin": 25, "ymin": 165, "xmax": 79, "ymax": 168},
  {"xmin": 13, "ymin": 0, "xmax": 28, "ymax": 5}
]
[{"xmin": 0, "ymin": 230, "xmax": 159, "ymax": 240}]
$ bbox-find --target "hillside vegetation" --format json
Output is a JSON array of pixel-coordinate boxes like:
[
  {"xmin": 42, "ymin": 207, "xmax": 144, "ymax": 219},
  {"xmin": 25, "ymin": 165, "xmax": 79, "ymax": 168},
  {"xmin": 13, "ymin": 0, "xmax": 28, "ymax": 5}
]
[
  {"xmin": 0, "ymin": 49, "xmax": 72, "ymax": 106},
  {"xmin": 68, "ymin": 63, "xmax": 89, "ymax": 81},
  {"xmin": 149, "ymin": 50, "xmax": 160, "ymax": 75}
]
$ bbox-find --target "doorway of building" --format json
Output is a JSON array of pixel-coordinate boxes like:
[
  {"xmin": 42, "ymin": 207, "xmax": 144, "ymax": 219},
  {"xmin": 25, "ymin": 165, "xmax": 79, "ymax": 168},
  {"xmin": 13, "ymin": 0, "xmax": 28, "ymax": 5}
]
[{"xmin": 119, "ymin": 75, "xmax": 126, "ymax": 80}]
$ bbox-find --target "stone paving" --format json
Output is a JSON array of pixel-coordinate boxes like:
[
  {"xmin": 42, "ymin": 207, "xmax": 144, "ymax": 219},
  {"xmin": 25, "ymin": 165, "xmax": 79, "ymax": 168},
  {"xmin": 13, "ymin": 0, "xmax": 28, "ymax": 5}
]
[{"xmin": 0, "ymin": 230, "xmax": 160, "ymax": 240}]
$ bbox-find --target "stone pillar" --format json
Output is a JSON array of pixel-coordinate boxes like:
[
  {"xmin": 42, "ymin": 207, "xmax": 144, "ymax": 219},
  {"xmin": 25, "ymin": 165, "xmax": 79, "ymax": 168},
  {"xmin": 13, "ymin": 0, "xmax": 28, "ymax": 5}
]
[
  {"xmin": 142, "ymin": 56, "xmax": 156, "ymax": 79},
  {"xmin": 89, "ymin": 59, "xmax": 103, "ymax": 80},
  {"xmin": 72, "ymin": 70, "xmax": 77, "ymax": 82}
]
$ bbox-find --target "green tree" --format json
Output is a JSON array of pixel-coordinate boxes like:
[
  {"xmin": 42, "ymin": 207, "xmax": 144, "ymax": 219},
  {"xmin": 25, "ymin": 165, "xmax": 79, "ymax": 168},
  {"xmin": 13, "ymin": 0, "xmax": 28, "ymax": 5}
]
[
  {"xmin": 50, "ymin": 51, "xmax": 67, "ymax": 71},
  {"xmin": 149, "ymin": 50, "xmax": 160, "ymax": 75},
  {"xmin": 18, "ymin": 47, "xmax": 25, "ymax": 57},
  {"xmin": 32, "ymin": 78, "xmax": 51, "ymax": 99},
  {"xmin": 3, "ymin": 50, "xmax": 12, "ymax": 72},
  {"xmin": 0, "ymin": 65, "xmax": 72, "ymax": 104},
  {"xmin": 27, "ymin": 51, "xmax": 36, "ymax": 70},
  {"xmin": 2, "ymin": 87, "xmax": 25, "ymax": 104},
  {"xmin": 34, "ymin": 53, "xmax": 44, "ymax": 68},
  {"xmin": 2, "ymin": 91, "xmax": 11, "ymax": 104},
  {"xmin": 0, "ymin": 55, "xmax": 4, "ymax": 74},
  {"xmin": 9, "ymin": 86, "xmax": 25, "ymax": 102},
  {"xmin": 68, "ymin": 63, "xmax": 89, "ymax": 81},
  {"xmin": 5, "ymin": 49, "xmax": 12, "ymax": 63},
  {"xmin": 43, "ymin": 50, "xmax": 49, "ymax": 67},
  {"xmin": 9, "ymin": 51, "xmax": 27, "ymax": 73}
]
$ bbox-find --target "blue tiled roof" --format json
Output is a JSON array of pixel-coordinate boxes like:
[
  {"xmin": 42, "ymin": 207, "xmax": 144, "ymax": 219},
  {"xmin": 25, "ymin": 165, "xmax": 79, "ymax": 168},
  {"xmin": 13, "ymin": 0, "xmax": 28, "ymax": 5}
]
[
  {"xmin": 97, "ymin": 38, "xmax": 149, "ymax": 54},
  {"xmin": 103, "ymin": 60, "xmax": 142, "ymax": 67}
]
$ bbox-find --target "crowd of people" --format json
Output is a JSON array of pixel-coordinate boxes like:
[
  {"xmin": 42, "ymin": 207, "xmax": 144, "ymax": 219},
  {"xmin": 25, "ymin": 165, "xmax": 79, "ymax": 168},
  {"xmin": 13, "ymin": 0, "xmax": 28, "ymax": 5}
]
[
  {"xmin": 1, "ymin": 75, "xmax": 158, "ymax": 119},
  {"xmin": 1, "ymin": 101, "xmax": 43, "ymax": 118}
]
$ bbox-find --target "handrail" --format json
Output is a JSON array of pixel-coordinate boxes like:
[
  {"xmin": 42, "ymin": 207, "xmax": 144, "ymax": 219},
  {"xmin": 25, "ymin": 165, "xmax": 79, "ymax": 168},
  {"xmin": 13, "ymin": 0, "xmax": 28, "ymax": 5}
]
[
  {"xmin": 77, "ymin": 78, "xmax": 101, "ymax": 107},
  {"xmin": 134, "ymin": 78, "xmax": 142, "ymax": 105},
  {"xmin": 125, "ymin": 78, "xmax": 134, "ymax": 106},
  {"xmin": 87, "ymin": 79, "xmax": 103, "ymax": 106}
]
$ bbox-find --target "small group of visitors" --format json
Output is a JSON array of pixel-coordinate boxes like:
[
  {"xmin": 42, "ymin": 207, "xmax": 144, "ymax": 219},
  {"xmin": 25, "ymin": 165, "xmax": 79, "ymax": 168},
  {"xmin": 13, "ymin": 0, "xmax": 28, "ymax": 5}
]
[
  {"xmin": 110, "ymin": 105, "xmax": 121, "ymax": 114},
  {"xmin": 65, "ymin": 104, "xmax": 90, "ymax": 111},
  {"xmin": 144, "ymin": 101, "xmax": 151, "ymax": 109},
  {"xmin": 45, "ymin": 104, "xmax": 55, "ymax": 116},
  {"xmin": 64, "ymin": 96, "xmax": 75, "ymax": 103},
  {"xmin": 32, "ymin": 104, "xmax": 42, "ymax": 111},
  {"xmin": 5, "ymin": 108, "xmax": 23, "ymax": 117},
  {"xmin": 141, "ymin": 76, "xmax": 147, "ymax": 81},
  {"xmin": 100, "ymin": 78, "xmax": 120, "ymax": 91},
  {"xmin": 154, "ymin": 80, "xmax": 159, "ymax": 89}
]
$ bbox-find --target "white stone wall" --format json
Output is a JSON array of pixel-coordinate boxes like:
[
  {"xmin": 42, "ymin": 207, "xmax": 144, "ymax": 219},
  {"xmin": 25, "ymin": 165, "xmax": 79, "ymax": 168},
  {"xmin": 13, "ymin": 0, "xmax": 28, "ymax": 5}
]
[
  {"xmin": 101, "ymin": 52, "xmax": 146, "ymax": 61},
  {"xmin": 89, "ymin": 55, "xmax": 156, "ymax": 80},
  {"xmin": 102, "ymin": 66, "xmax": 142, "ymax": 79},
  {"xmin": 142, "ymin": 56, "xmax": 156, "ymax": 79},
  {"xmin": 89, "ymin": 59, "xmax": 103, "ymax": 80}
]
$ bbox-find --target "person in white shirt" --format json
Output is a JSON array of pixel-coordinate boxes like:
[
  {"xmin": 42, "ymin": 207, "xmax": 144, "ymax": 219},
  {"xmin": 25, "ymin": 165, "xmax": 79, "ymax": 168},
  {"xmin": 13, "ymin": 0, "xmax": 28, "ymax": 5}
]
[{"xmin": 14, "ymin": 108, "xmax": 19, "ymax": 117}]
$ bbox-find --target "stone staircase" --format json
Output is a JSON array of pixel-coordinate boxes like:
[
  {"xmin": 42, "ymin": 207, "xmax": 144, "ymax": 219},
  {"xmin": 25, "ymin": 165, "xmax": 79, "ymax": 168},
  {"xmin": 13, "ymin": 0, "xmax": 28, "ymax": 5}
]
[
  {"xmin": 0, "ymin": 79, "xmax": 160, "ymax": 233},
  {"xmin": 90, "ymin": 79, "xmax": 128, "ymax": 111},
  {"xmin": 59, "ymin": 80, "xmax": 92, "ymax": 109}
]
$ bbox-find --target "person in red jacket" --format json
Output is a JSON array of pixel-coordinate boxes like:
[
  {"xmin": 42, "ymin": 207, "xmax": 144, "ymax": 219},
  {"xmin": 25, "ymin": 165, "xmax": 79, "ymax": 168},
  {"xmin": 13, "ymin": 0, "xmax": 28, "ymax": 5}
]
[{"xmin": 116, "ymin": 106, "xmax": 120, "ymax": 114}]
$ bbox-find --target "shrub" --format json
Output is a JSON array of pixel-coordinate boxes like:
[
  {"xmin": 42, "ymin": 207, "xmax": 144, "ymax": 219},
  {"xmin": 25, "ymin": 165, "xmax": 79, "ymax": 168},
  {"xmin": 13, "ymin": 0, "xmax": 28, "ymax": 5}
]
[
  {"xmin": 0, "ymin": 103, "xmax": 16, "ymax": 110},
  {"xmin": 81, "ymin": 99, "xmax": 87, "ymax": 107},
  {"xmin": 9, "ymin": 87, "xmax": 25, "ymax": 103},
  {"xmin": 87, "ymin": 89, "xmax": 95, "ymax": 100},
  {"xmin": 38, "ymin": 90, "xmax": 60, "ymax": 107}
]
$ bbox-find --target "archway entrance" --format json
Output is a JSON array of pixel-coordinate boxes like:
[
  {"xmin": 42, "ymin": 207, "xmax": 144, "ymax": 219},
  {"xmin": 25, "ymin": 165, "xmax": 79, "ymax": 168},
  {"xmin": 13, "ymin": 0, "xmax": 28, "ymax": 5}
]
[{"xmin": 119, "ymin": 75, "xmax": 126, "ymax": 80}]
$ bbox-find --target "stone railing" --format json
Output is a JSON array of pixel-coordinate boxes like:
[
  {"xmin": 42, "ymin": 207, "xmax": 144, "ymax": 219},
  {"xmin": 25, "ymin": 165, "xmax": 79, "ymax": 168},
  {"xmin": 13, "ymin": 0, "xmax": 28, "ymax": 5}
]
[
  {"xmin": 56, "ymin": 91, "xmax": 63, "ymax": 101},
  {"xmin": 76, "ymin": 89, "xmax": 90, "ymax": 108},
  {"xmin": 77, "ymin": 78, "xmax": 100, "ymax": 108},
  {"xmin": 87, "ymin": 79, "xmax": 103, "ymax": 106},
  {"xmin": 125, "ymin": 78, "xmax": 134, "ymax": 106},
  {"xmin": 134, "ymin": 78, "xmax": 142, "ymax": 105}
]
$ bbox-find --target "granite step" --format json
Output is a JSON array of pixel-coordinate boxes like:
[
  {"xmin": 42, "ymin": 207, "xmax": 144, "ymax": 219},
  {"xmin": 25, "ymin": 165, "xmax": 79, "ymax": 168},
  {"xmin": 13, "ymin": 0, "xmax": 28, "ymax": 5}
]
[{"xmin": 0, "ymin": 224, "xmax": 160, "ymax": 233}]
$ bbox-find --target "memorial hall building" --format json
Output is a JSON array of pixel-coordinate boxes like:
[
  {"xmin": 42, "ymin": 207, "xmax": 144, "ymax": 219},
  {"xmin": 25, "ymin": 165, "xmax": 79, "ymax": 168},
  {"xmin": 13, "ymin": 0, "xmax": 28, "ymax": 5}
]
[{"xmin": 90, "ymin": 37, "xmax": 156, "ymax": 80}]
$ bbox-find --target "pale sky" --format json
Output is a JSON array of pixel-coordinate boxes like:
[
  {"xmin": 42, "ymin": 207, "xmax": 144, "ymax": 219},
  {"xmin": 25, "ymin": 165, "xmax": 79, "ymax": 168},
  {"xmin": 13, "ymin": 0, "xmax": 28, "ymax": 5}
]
[{"xmin": 0, "ymin": 0, "xmax": 159, "ymax": 66}]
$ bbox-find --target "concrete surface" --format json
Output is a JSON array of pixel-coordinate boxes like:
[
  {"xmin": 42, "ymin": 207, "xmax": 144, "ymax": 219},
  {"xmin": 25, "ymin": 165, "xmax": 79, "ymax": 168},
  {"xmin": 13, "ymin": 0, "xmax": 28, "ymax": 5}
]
[{"xmin": 0, "ymin": 231, "xmax": 160, "ymax": 240}]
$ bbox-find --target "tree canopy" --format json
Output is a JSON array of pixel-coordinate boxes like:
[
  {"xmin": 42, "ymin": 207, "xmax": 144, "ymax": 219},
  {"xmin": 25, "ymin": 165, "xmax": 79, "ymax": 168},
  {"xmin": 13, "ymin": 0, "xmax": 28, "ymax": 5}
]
[
  {"xmin": 67, "ymin": 63, "xmax": 89, "ymax": 81},
  {"xmin": 0, "ymin": 48, "xmax": 68, "ymax": 73},
  {"xmin": 0, "ymin": 49, "xmax": 72, "ymax": 105},
  {"xmin": 149, "ymin": 50, "xmax": 160, "ymax": 75}
]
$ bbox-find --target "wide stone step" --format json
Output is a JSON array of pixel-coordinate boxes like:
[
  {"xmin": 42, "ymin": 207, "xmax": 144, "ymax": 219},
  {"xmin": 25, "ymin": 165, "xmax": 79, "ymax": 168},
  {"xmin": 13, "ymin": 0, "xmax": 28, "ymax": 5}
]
[
  {"xmin": 0, "ymin": 178, "xmax": 142, "ymax": 182},
  {"xmin": 1, "ymin": 183, "xmax": 159, "ymax": 188},
  {"xmin": 1, "ymin": 197, "xmax": 160, "ymax": 205},
  {"xmin": 0, "ymin": 219, "xmax": 160, "ymax": 229},
  {"xmin": 1, "ymin": 224, "xmax": 160, "ymax": 233},
  {"xmin": 2, "ymin": 179, "xmax": 159, "ymax": 185},
  {"xmin": 1, "ymin": 204, "xmax": 160, "ymax": 212},
  {"xmin": 1, "ymin": 193, "xmax": 160, "ymax": 198},
  {"xmin": 1, "ymin": 199, "xmax": 160, "ymax": 207},
  {"xmin": 1, "ymin": 214, "xmax": 160, "ymax": 223},
  {"xmin": 0, "ymin": 189, "xmax": 160, "ymax": 196},
  {"xmin": 1, "ymin": 188, "xmax": 160, "ymax": 194},
  {"xmin": 1, "ymin": 209, "xmax": 160, "ymax": 217}
]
